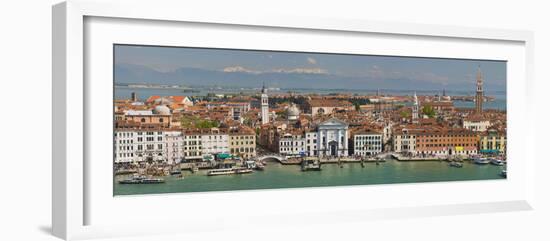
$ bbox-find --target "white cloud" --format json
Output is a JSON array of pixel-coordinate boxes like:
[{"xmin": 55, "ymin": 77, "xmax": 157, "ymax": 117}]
[
  {"xmin": 272, "ymin": 67, "xmax": 328, "ymax": 74},
  {"xmin": 307, "ymin": 57, "xmax": 317, "ymax": 65},
  {"xmin": 222, "ymin": 66, "xmax": 329, "ymax": 75},
  {"xmin": 222, "ymin": 66, "xmax": 260, "ymax": 74}
]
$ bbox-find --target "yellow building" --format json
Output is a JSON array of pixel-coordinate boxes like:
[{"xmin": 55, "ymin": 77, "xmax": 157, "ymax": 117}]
[
  {"xmin": 229, "ymin": 127, "xmax": 257, "ymax": 159},
  {"xmin": 479, "ymin": 129, "xmax": 506, "ymax": 155}
]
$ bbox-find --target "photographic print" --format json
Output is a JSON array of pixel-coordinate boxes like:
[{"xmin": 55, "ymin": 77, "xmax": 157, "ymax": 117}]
[{"xmin": 113, "ymin": 44, "xmax": 507, "ymax": 195}]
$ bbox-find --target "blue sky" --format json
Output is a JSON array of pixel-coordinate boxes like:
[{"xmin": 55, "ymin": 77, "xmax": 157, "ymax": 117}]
[{"xmin": 114, "ymin": 45, "xmax": 506, "ymax": 91}]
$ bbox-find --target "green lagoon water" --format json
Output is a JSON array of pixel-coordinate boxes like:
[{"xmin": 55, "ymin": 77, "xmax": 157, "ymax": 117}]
[{"xmin": 114, "ymin": 160, "xmax": 506, "ymax": 195}]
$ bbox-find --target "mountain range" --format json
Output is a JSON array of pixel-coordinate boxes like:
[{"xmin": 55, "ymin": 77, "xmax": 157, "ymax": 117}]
[{"xmin": 114, "ymin": 63, "xmax": 505, "ymax": 92}]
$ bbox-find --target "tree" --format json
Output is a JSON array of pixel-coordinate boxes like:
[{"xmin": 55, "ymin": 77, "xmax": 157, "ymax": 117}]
[
  {"xmin": 196, "ymin": 120, "xmax": 219, "ymax": 129},
  {"xmin": 354, "ymin": 102, "xmax": 361, "ymax": 111},
  {"xmin": 400, "ymin": 110, "xmax": 410, "ymax": 119},
  {"xmin": 181, "ymin": 116, "xmax": 219, "ymax": 129},
  {"xmin": 422, "ymin": 104, "xmax": 436, "ymax": 118}
]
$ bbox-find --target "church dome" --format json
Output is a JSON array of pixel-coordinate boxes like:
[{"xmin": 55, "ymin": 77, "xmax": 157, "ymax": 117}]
[
  {"xmin": 153, "ymin": 105, "xmax": 171, "ymax": 115},
  {"xmin": 287, "ymin": 104, "xmax": 300, "ymax": 120}
]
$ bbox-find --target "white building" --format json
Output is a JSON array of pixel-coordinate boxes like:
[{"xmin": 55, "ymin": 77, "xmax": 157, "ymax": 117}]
[
  {"xmin": 166, "ymin": 131, "xmax": 185, "ymax": 164},
  {"xmin": 393, "ymin": 129, "xmax": 417, "ymax": 154},
  {"xmin": 261, "ymin": 83, "xmax": 269, "ymax": 125},
  {"xmin": 201, "ymin": 128, "xmax": 230, "ymax": 155},
  {"xmin": 278, "ymin": 132, "xmax": 306, "ymax": 157},
  {"xmin": 353, "ymin": 132, "xmax": 383, "ymax": 156},
  {"xmin": 316, "ymin": 118, "xmax": 349, "ymax": 157},
  {"xmin": 463, "ymin": 118, "xmax": 491, "ymax": 132},
  {"xmin": 305, "ymin": 131, "xmax": 318, "ymax": 156},
  {"xmin": 138, "ymin": 130, "xmax": 167, "ymax": 162},
  {"xmin": 114, "ymin": 130, "xmax": 137, "ymax": 163}
]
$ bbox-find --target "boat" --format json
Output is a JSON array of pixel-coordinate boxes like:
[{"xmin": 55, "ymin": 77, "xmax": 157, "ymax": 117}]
[
  {"xmin": 473, "ymin": 156, "xmax": 490, "ymax": 165},
  {"xmin": 207, "ymin": 168, "xmax": 234, "ymax": 176},
  {"xmin": 234, "ymin": 168, "xmax": 254, "ymax": 174},
  {"xmin": 244, "ymin": 160, "xmax": 258, "ymax": 169},
  {"xmin": 500, "ymin": 169, "xmax": 507, "ymax": 178},
  {"xmin": 449, "ymin": 161, "xmax": 463, "ymax": 168},
  {"xmin": 170, "ymin": 169, "xmax": 182, "ymax": 175},
  {"xmin": 206, "ymin": 167, "xmax": 254, "ymax": 176},
  {"xmin": 301, "ymin": 159, "xmax": 321, "ymax": 171},
  {"xmin": 118, "ymin": 175, "xmax": 165, "ymax": 184},
  {"xmin": 255, "ymin": 163, "xmax": 265, "ymax": 171},
  {"xmin": 490, "ymin": 158, "xmax": 504, "ymax": 166}
]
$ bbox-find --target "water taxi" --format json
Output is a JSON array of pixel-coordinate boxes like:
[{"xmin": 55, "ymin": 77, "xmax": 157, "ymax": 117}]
[
  {"xmin": 490, "ymin": 158, "xmax": 504, "ymax": 166},
  {"xmin": 118, "ymin": 175, "xmax": 165, "ymax": 184},
  {"xmin": 255, "ymin": 162, "xmax": 265, "ymax": 171},
  {"xmin": 301, "ymin": 159, "xmax": 321, "ymax": 171},
  {"xmin": 234, "ymin": 168, "xmax": 254, "ymax": 174},
  {"xmin": 473, "ymin": 156, "xmax": 490, "ymax": 165},
  {"xmin": 170, "ymin": 169, "xmax": 182, "ymax": 175},
  {"xmin": 449, "ymin": 161, "xmax": 463, "ymax": 168},
  {"xmin": 244, "ymin": 160, "xmax": 264, "ymax": 170}
]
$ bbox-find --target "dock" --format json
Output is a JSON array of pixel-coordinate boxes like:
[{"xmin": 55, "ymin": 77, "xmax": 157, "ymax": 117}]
[
  {"xmin": 280, "ymin": 157, "xmax": 386, "ymax": 165},
  {"xmin": 391, "ymin": 153, "xmax": 471, "ymax": 162}
]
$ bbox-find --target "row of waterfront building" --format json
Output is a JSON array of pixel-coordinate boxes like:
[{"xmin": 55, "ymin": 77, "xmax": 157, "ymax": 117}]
[
  {"xmin": 115, "ymin": 126, "xmax": 256, "ymax": 163},
  {"xmin": 115, "ymin": 116, "xmax": 505, "ymax": 163}
]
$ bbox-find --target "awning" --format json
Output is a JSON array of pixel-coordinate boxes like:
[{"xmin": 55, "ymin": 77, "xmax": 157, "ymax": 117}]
[
  {"xmin": 217, "ymin": 153, "xmax": 232, "ymax": 159},
  {"xmin": 480, "ymin": 149, "xmax": 499, "ymax": 154}
]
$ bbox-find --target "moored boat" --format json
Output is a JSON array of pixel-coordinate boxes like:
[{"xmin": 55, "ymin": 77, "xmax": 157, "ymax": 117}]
[
  {"xmin": 255, "ymin": 163, "xmax": 265, "ymax": 171},
  {"xmin": 301, "ymin": 159, "xmax": 322, "ymax": 171},
  {"xmin": 449, "ymin": 161, "xmax": 463, "ymax": 168},
  {"xmin": 207, "ymin": 168, "xmax": 234, "ymax": 176},
  {"xmin": 170, "ymin": 169, "xmax": 182, "ymax": 175},
  {"xmin": 500, "ymin": 169, "xmax": 507, "ymax": 178},
  {"xmin": 473, "ymin": 156, "xmax": 490, "ymax": 165},
  {"xmin": 207, "ymin": 167, "xmax": 254, "ymax": 176},
  {"xmin": 118, "ymin": 175, "xmax": 165, "ymax": 184},
  {"xmin": 490, "ymin": 158, "xmax": 504, "ymax": 166},
  {"xmin": 234, "ymin": 167, "xmax": 254, "ymax": 174}
]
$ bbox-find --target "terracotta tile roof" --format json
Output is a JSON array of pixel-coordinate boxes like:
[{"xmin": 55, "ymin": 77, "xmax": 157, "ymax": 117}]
[{"xmin": 308, "ymin": 99, "xmax": 353, "ymax": 107}]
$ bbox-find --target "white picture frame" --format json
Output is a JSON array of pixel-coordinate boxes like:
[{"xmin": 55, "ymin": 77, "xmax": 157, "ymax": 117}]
[{"xmin": 52, "ymin": 0, "xmax": 535, "ymax": 240}]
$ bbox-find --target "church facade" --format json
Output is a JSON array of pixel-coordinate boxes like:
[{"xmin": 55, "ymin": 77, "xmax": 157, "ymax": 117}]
[{"xmin": 306, "ymin": 118, "xmax": 349, "ymax": 157}]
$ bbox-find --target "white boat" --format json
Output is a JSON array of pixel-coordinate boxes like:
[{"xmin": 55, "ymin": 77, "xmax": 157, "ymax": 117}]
[
  {"xmin": 207, "ymin": 168, "xmax": 235, "ymax": 176},
  {"xmin": 234, "ymin": 168, "xmax": 254, "ymax": 174},
  {"xmin": 207, "ymin": 167, "xmax": 253, "ymax": 176},
  {"xmin": 118, "ymin": 175, "xmax": 165, "ymax": 184},
  {"xmin": 473, "ymin": 156, "xmax": 490, "ymax": 165},
  {"xmin": 490, "ymin": 158, "xmax": 504, "ymax": 166},
  {"xmin": 501, "ymin": 169, "xmax": 507, "ymax": 178},
  {"xmin": 449, "ymin": 161, "xmax": 463, "ymax": 168}
]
